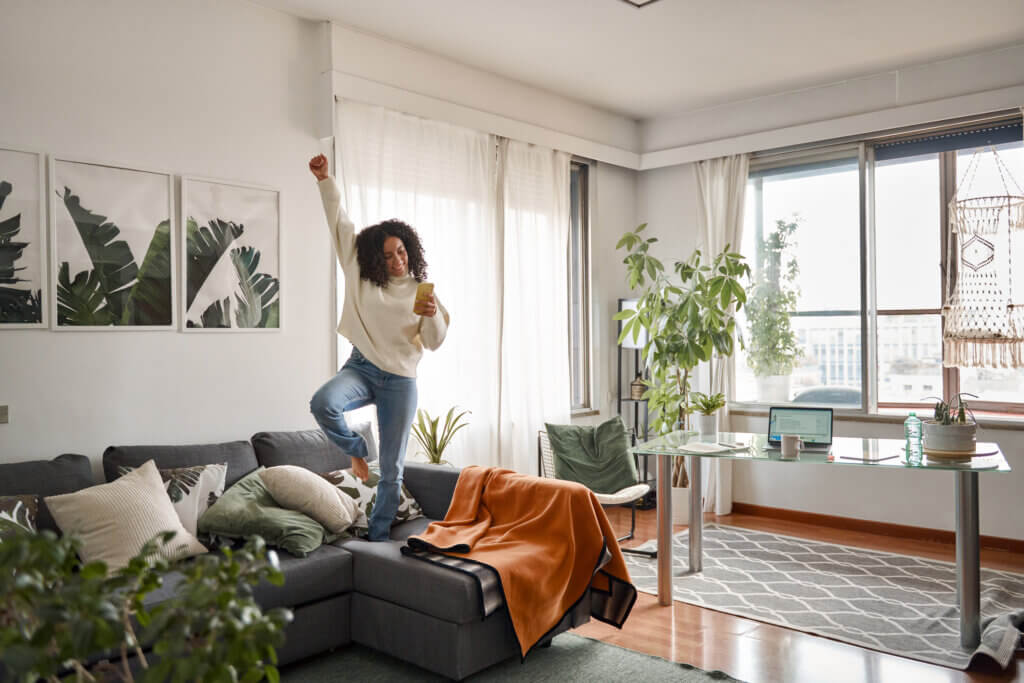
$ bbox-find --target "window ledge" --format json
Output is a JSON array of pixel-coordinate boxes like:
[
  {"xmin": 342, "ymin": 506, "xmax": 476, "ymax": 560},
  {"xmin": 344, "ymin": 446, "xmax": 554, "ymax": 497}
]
[
  {"xmin": 728, "ymin": 403, "xmax": 1024, "ymax": 431},
  {"xmin": 571, "ymin": 409, "xmax": 600, "ymax": 419}
]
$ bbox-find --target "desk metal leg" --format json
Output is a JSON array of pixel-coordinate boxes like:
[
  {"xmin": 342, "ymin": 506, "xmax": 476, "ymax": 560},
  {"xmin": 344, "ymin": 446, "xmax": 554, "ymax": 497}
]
[
  {"xmin": 956, "ymin": 471, "xmax": 980, "ymax": 649},
  {"xmin": 689, "ymin": 455, "xmax": 702, "ymax": 573},
  {"xmin": 657, "ymin": 453, "xmax": 672, "ymax": 606}
]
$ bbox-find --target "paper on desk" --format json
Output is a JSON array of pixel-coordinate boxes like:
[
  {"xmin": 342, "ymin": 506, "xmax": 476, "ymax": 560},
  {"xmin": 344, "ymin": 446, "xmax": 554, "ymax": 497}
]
[{"xmin": 672, "ymin": 442, "xmax": 733, "ymax": 454}]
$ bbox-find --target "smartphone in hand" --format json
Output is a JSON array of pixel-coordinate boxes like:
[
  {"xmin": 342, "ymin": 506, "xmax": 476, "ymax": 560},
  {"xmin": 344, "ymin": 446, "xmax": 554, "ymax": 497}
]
[{"xmin": 413, "ymin": 282, "xmax": 434, "ymax": 314}]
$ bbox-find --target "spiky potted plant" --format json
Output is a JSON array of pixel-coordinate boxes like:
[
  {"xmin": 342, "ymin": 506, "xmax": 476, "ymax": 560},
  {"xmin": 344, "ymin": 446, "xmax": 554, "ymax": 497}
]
[
  {"xmin": 921, "ymin": 393, "xmax": 978, "ymax": 455},
  {"xmin": 411, "ymin": 407, "xmax": 470, "ymax": 466}
]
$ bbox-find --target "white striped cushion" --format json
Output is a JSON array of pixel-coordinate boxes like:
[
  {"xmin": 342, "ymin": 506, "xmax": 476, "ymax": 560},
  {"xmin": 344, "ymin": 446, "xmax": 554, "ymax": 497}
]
[{"xmin": 45, "ymin": 459, "xmax": 207, "ymax": 572}]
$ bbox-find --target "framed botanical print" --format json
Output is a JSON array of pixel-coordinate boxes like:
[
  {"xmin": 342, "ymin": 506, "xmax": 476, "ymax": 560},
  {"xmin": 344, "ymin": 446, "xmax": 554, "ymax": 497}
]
[
  {"xmin": 181, "ymin": 176, "xmax": 281, "ymax": 332},
  {"xmin": 50, "ymin": 156, "xmax": 175, "ymax": 330},
  {"xmin": 0, "ymin": 146, "xmax": 47, "ymax": 328}
]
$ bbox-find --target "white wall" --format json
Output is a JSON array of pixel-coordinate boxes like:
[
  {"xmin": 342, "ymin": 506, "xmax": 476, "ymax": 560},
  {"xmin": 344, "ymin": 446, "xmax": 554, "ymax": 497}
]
[{"xmin": 0, "ymin": 1, "xmax": 330, "ymax": 473}]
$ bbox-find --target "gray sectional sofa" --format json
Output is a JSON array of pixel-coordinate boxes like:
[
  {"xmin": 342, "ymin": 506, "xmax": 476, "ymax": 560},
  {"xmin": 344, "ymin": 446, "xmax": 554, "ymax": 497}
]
[{"xmin": 0, "ymin": 430, "xmax": 592, "ymax": 680}]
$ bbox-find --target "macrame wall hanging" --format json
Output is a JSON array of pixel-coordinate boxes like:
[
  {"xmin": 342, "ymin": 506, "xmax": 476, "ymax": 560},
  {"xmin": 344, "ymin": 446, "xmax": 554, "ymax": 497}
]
[{"xmin": 943, "ymin": 146, "xmax": 1024, "ymax": 368}]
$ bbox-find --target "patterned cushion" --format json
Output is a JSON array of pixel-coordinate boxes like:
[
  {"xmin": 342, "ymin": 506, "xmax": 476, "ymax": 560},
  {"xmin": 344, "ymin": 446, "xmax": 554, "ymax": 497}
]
[
  {"xmin": 0, "ymin": 494, "xmax": 38, "ymax": 538},
  {"xmin": 320, "ymin": 467, "xmax": 423, "ymax": 531},
  {"xmin": 118, "ymin": 463, "xmax": 227, "ymax": 536}
]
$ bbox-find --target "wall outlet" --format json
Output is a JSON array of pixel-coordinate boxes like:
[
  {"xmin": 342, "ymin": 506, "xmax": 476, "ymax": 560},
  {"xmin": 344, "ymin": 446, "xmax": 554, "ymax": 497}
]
[{"xmin": 0, "ymin": 405, "xmax": 7, "ymax": 424}]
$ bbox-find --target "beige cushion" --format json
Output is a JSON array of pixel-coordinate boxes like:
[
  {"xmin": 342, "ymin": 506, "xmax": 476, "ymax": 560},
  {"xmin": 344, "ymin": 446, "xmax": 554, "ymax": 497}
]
[
  {"xmin": 45, "ymin": 459, "xmax": 207, "ymax": 571},
  {"xmin": 259, "ymin": 465, "xmax": 358, "ymax": 534}
]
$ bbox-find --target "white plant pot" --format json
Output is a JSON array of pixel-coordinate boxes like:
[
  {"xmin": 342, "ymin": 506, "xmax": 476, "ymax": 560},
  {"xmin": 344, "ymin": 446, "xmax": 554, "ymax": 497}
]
[
  {"xmin": 756, "ymin": 374, "xmax": 791, "ymax": 402},
  {"xmin": 922, "ymin": 421, "xmax": 977, "ymax": 453},
  {"xmin": 671, "ymin": 487, "xmax": 689, "ymax": 525},
  {"xmin": 695, "ymin": 414, "xmax": 718, "ymax": 438}
]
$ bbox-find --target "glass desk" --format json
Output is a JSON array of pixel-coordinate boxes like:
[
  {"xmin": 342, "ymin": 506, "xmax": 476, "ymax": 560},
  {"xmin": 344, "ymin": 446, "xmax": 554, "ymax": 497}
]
[{"xmin": 631, "ymin": 431, "xmax": 1012, "ymax": 649}]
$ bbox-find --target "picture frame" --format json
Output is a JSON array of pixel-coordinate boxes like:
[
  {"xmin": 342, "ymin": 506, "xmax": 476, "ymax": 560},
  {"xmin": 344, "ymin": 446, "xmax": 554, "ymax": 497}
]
[
  {"xmin": 49, "ymin": 156, "xmax": 176, "ymax": 331},
  {"xmin": 0, "ymin": 145, "xmax": 47, "ymax": 329},
  {"xmin": 181, "ymin": 176, "xmax": 281, "ymax": 332}
]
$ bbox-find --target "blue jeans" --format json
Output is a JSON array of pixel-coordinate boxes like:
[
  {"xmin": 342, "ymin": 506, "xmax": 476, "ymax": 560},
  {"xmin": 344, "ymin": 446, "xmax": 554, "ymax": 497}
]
[{"xmin": 310, "ymin": 348, "xmax": 418, "ymax": 541}]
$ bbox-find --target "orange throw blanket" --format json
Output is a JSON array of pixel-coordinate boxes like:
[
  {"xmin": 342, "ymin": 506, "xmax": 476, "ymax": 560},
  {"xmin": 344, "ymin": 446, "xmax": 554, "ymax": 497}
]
[{"xmin": 405, "ymin": 466, "xmax": 637, "ymax": 656}]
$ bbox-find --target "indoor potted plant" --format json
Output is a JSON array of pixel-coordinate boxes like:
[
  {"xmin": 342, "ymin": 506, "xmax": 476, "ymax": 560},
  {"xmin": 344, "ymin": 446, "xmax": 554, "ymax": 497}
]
[
  {"xmin": 615, "ymin": 224, "xmax": 750, "ymax": 521},
  {"xmin": 746, "ymin": 217, "xmax": 802, "ymax": 401},
  {"xmin": 921, "ymin": 393, "xmax": 978, "ymax": 454},
  {"xmin": 411, "ymin": 406, "xmax": 470, "ymax": 466},
  {"xmin": 0, "ymin": 530, "xmax": 291, "ymax": 682},
  {"xmin": 690, "ymin": 392, "xmax": 726, "ymax": 437}
]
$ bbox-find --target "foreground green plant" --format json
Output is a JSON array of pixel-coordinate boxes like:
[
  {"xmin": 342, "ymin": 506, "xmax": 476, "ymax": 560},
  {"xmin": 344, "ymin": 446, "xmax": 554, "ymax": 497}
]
[
  {"xmin": 0, "ymin": 530, "xmax": 292, "ymax": 682},
  {"xmin": 411, "ymin": 407, "xmax": 470, "ymax": 465}
]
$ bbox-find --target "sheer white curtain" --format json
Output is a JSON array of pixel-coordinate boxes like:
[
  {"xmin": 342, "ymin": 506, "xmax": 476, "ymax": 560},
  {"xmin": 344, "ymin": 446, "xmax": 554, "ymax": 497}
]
[
  {"xmin": 499, "ymin": 139, "xmax": 572, "ymax": 474},
  {"xmin": 335, "ymin": 101, "xmax": 501, "ymax": 467},
  {"xmin": 334, "ymin": 102, "xmax": 572, "ymax": 473},
  {"xmin": 696, "ymin": 153, "xmax": 750, "ymax": 514}
]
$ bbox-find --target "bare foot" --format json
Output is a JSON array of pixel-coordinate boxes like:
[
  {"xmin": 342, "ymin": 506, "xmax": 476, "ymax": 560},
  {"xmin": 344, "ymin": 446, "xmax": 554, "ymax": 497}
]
[{"xmin": 351, "ymin": 456, "xmax": 369, "ymax": 482}]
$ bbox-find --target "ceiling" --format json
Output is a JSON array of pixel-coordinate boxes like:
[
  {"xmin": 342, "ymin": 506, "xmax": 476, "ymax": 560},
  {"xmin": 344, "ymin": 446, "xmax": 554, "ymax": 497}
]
[{"xmin": 257, "ymin": 0, "xmax": 1024, "ymax": 120}]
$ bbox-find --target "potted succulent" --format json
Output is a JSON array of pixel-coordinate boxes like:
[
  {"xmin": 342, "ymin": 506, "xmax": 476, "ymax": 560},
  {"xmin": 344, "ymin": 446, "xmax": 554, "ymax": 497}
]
[
  {"xmin": 411, "ymin": 406, "xmax": 470, "ymax": 466},
  {"xmin": 615, "ymin": 223, "xmax": 750, "ymax": 516},
  {"xmin": 746, "ymin": 217, "xmax": 802, "ymax": 401},
  {"xmin": 921, "ymin": 393, "xmax": 978, "ymax": 453},
  {"xmin": 690, "ymin": 392, "xmax": 726, "ymax": 437}
]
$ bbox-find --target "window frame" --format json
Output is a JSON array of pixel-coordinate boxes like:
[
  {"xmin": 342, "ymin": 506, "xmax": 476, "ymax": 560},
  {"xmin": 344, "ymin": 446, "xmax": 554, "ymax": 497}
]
[
  {"xmin": 569, "ymin": 157, "xmax": 594, "ymax": 414},
  {"xmin": 730, "ymin": 112, "xmax": 1024, "ymax": 419}
]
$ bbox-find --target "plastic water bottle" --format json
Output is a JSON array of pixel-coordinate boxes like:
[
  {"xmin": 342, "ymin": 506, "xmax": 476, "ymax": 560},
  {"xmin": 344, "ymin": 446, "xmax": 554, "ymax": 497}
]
[{"xmin": 904, "ymin": 412, "xmax": 923, "ymax": 465}]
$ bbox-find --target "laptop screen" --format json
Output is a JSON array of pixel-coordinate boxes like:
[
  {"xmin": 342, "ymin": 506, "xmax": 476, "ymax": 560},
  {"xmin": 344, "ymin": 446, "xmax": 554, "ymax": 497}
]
[{"xmin": 768, "ymin": 407, "xmax": 833, "ymax": 445}]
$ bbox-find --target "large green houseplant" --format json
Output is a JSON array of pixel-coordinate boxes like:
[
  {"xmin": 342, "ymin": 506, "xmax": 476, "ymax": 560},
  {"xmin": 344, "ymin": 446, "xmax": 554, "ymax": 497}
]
[
  {"xmin": 615, "ymin": 224, "xmax": 750, "ymax": 486},
  {"xmin": 745, "ymin": 216, "xmax": 802, "ymax": 400},
  {"xmin": 0, "ymin": 530, "xmax": 292, "ymax": 682}
]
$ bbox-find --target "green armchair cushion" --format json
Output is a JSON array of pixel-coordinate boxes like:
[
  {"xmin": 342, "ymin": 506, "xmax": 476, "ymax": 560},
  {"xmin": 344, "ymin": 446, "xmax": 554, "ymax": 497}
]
[{"xmin": 544, "ymin": 415, "xmax": 638, "ymax": 494}]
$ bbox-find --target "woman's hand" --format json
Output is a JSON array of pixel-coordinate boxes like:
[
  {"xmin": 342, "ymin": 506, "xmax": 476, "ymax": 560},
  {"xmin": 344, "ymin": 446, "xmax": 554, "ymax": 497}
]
[
  {"xmin": 309, "ymin": 154, "xmax": 329, "ymax": 181},
  {"xmin": 415, "ymin": 294, "xmax": 437, "ymax": 317}
]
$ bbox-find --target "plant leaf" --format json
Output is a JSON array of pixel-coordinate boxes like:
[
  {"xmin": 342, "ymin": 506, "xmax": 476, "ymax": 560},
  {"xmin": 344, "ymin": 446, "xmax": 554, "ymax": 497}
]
[
  {"xmin": 56, "ymin": 262, "xmax": 114, "ymax": 326},
  {"xmin": 186, "ymin": 218, "xmax": 244, "ymax": 308},
  {"xmin": 121, "ymin": 219, "xmax": 172, "ymax": 325},
  {"xmin": 230, "ymin": 247, "xmax": 279, "ymax": 328},
  {"xmin": 60, "ymin": 187, "xmax": 138, "ymax": 323}
]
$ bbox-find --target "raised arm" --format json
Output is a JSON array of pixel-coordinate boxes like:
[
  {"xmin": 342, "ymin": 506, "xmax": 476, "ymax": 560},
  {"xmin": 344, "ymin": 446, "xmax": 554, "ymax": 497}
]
[{"xmin": 310, "ymin": 154, "xmax": 357, "ymax": 270}]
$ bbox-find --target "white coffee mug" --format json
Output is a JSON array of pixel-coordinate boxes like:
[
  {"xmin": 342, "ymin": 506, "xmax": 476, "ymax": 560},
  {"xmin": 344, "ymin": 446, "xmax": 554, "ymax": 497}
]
[{"xmin": 780, "ymin": 434, "xmax": 803, "ymax": 458}]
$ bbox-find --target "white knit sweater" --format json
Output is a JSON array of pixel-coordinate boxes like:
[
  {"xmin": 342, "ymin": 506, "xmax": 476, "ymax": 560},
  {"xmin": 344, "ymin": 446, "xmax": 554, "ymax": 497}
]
[{"xmin": 319, "ymin": 177, "xmax": 449, "ymax": 378}]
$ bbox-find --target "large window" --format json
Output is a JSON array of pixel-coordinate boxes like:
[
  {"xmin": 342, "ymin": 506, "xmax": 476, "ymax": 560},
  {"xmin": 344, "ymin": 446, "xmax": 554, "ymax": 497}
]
[
  {"xmin": 569, "ymin": 160, "xmax": 592, "ymax": 411},
  {"xmin": 735, "ymin": 115, "xmax": 1024, "ymax": 416}
]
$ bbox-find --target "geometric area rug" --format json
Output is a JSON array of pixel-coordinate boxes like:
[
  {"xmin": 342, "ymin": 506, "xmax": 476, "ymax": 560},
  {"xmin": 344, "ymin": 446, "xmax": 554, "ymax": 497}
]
[{"xmin": 623, "ymin": 524, "xmax": 1024, "ymax": 670}]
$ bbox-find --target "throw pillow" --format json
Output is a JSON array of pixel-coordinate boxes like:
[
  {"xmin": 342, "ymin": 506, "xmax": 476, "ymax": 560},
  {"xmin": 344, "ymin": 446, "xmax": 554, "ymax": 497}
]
[
  {"xmin": 320, "ymin": 466, "xmax": 423, "ymax": 531},
  {"xmin": 117, "ymin": 462, "xmax": 227, "ymax": 537},
  {"xmin": 0, "ymin": 494, "xmax": 38, "ymax": 538},
  {"xmin": 198, "ymin": 468, "xmax": 330, "ymax": 557},
  {"xmin": 259, "ymin": 465, "xmax": 359, "ymax": 534},
  {"xmin": 44, "ymin": 460, "xmax": 207, "ymax": 571}
]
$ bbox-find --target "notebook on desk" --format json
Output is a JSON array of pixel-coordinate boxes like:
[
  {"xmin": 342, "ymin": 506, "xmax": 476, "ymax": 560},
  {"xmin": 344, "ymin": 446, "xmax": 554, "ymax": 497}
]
[{"xmin": 765, "ymin": 406, "xmax": 834, "ymax": 453}]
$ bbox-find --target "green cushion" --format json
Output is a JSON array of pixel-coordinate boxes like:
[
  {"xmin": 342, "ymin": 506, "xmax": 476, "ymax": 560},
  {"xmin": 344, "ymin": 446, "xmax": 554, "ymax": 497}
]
[
  {"xmin": 197, "ymin": 468, "xmax": 329, "ymax": 557},
  {"xmin": 544, "ymin": 416, "xmax": 638, "ymax": 494}
]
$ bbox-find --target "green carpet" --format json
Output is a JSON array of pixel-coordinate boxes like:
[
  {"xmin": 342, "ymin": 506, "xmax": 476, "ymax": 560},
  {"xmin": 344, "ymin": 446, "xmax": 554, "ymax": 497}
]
[{"xmin": 281, "ymin": 633, "xmax": 743, "ymax": 682}]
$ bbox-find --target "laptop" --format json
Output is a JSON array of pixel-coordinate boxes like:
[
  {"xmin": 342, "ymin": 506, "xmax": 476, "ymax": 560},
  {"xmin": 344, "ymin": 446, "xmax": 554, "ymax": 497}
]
[{"xmin": 765, "ymin": 406, "xmax": 834, "ymax": 452}]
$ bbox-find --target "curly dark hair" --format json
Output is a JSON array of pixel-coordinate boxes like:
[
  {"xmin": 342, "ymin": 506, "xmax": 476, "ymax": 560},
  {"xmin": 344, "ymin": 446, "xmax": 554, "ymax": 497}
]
[{"xmin": 355, "ymin": 219, "xmax": 428, "ymax": 288}]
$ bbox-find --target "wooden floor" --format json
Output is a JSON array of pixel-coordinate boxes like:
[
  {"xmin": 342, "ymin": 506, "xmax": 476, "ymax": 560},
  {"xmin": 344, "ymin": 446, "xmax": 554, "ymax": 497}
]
[{"xmin": 573, "ymin": 507, "xmax": 1024, "ymax": 683}]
